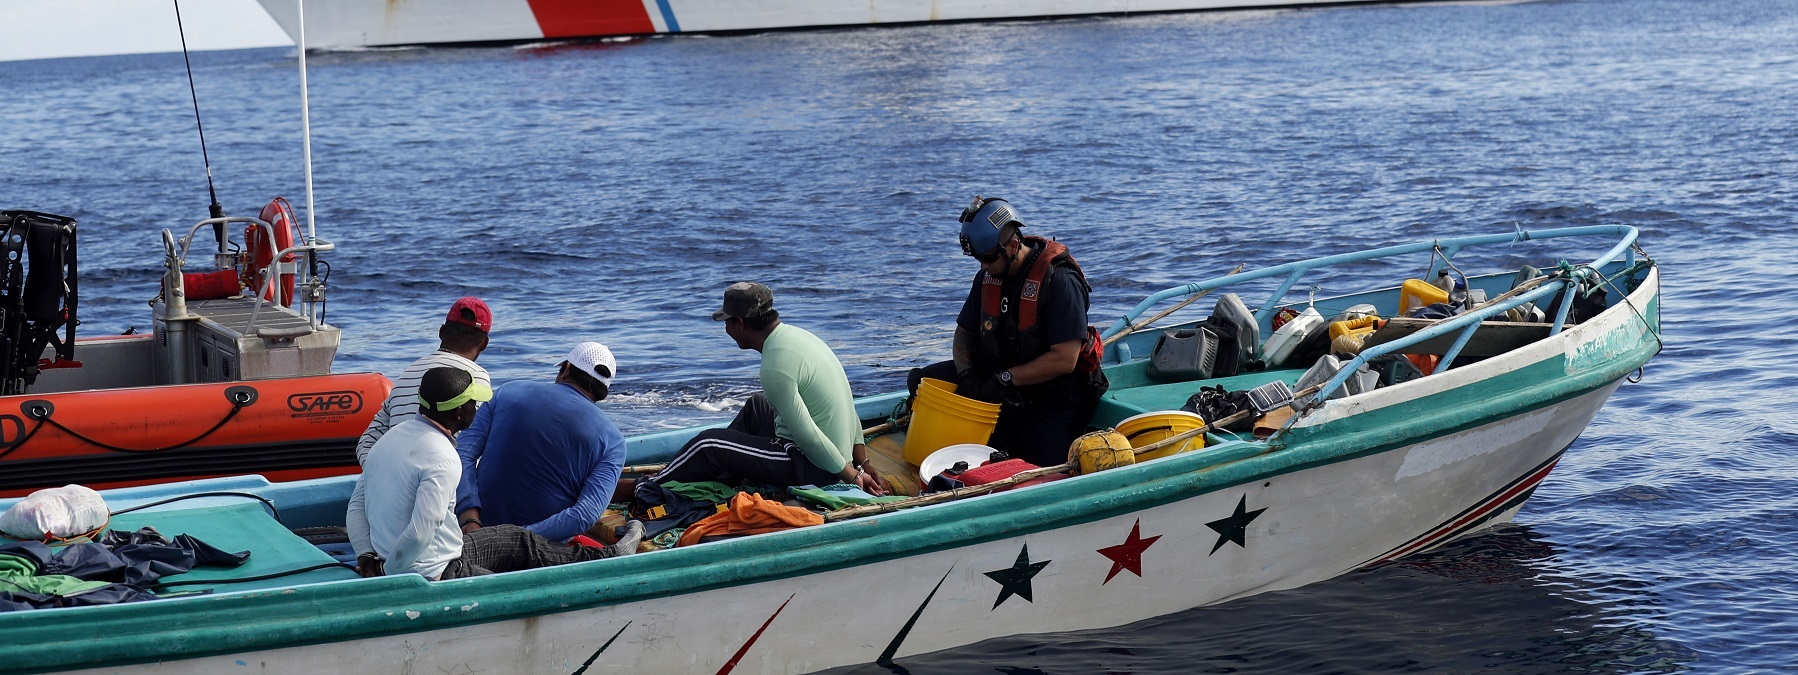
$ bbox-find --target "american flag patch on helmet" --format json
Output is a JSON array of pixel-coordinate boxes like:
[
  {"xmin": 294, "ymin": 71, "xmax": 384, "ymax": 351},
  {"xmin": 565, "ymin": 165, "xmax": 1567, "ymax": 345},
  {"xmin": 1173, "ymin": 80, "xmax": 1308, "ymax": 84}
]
[{"xmin": 986, "ymin": 204, "xmax": 1015, "ymax": 228}]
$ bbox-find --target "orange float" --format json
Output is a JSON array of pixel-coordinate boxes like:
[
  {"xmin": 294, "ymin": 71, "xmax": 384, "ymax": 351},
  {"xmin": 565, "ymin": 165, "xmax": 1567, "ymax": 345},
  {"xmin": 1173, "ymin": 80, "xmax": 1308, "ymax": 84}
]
[
  {"xmin": 247, "ymin": 197, "xmax": 303, "ymax": 306},
  {"xmin": 0, "ymin": 372, "xmax": 390, "ymax": 500},
  {"xmin": 0, "ymin": 372, "xmax": 390, "ymax": 497}
]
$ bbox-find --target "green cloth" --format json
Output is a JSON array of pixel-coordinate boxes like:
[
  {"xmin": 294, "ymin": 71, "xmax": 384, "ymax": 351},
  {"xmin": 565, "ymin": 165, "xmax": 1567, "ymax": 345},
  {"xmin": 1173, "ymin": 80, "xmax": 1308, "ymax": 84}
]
[
  {"xmin": 107, "ymin": 502, "xmax": 356, "ymax": 593},
  {"xmin": 0, "ymin": 551, "xmax": 112, "ymax": 597},
  {"xmin": 789, "ymin": 484, "xmax": 910, "ymax": 510},
  {"xmin": 662, "ymin": 481, "xmax": 738, "ymax": 504},
  {"xmin": 761, "ymin": 323, "xmax": 866, "ymax": 475}
]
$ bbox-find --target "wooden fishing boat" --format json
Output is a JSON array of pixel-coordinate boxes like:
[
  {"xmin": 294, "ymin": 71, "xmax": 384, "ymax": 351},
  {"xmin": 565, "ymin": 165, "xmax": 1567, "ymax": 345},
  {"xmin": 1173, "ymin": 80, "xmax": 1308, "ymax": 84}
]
[
  {"xmin": 0, "ymin": 225, "xmax": 1659, "ymax": 674},
  {"xmin": 0, "ymin": 206, "xmax": 390, "ymax": 498}
]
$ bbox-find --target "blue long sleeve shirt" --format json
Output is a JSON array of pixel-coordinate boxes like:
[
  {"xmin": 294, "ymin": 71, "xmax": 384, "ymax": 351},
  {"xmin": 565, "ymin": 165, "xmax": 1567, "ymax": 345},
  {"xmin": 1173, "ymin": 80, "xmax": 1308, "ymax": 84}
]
[{"xmin": 454, "ymin": 380, "xmax": 626, "ymax": 542}]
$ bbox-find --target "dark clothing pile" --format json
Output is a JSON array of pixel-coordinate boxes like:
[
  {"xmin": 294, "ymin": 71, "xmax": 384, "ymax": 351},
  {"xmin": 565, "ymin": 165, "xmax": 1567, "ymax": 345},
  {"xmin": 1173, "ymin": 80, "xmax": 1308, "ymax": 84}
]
[{"xmin": 0, "ymin": 526, "xmax": 249, "ymax": 611}]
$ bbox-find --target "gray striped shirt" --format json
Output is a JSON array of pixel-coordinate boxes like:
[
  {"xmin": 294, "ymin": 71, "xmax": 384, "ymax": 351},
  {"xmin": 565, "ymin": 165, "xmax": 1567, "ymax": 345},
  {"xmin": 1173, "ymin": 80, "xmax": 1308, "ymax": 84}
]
[{"xmin": 356, "ymin": 350, "xmax": 491, "ymax": 465}]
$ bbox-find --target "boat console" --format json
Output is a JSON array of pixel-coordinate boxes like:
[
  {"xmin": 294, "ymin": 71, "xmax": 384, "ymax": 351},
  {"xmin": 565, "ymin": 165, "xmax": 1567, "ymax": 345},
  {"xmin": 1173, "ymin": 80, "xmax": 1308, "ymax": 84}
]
[{"xmin": 20, "ymin": 212, "xmax": 340, "ymax": 394}]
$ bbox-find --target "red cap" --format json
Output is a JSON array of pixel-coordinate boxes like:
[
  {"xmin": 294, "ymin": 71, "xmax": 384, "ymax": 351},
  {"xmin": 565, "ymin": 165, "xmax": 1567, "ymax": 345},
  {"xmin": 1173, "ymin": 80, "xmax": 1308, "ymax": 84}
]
[{"xmin": 446, "ymin": 297, "xmax": 491, "ymax": 333}]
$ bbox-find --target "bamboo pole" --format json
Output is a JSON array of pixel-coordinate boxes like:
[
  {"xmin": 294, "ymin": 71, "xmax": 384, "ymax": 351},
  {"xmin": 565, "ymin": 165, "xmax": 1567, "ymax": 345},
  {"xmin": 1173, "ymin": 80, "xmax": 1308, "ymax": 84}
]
[
  {"xmin": 824, "ymin": 461, "xmax": 1074, "ymax": 522},
  {"xmin": 1102, "ymin": 264, "xmax": 1244, "ymax": 347},
  {"xmin": 823, "ymin": 384, "xmax": 1323, "ymax": 523},
  {"xmin": 862, "ymin": 414, "xmax": 909, "ymax": 438}
]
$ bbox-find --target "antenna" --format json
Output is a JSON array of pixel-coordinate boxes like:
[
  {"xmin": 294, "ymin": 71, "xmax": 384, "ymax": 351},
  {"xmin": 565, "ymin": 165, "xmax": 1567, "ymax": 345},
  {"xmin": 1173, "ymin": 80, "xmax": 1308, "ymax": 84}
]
[
  {"xmin": 295, "ymin": 0, "xmax": 329, "ymax": 328},
  {"xmin": 297, "ymin": 0, "xmax": 317, "ymax": 244},
  {"xmin": 171, "ymin": 0, "xmax": 227, "ymax": 253}
]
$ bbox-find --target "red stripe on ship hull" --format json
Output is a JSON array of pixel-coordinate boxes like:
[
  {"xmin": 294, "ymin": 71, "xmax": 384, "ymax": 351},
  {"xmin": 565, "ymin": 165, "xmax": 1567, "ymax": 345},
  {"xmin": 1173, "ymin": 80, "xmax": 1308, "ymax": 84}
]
[{"xmin": 526, "ymin": 0, "xmax": 655, "ymax": 38}]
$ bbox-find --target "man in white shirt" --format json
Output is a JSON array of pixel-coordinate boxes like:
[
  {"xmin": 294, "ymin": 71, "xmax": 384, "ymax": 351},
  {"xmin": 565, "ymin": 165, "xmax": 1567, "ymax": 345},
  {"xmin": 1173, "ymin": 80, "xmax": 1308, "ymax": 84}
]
[
  {"xmin": 348, "ymin": 367, "xmax": 643, "ymax": 580},
  {"xmin": 355, "ymin": 297, "xmax": 494, "ymax": 465}
]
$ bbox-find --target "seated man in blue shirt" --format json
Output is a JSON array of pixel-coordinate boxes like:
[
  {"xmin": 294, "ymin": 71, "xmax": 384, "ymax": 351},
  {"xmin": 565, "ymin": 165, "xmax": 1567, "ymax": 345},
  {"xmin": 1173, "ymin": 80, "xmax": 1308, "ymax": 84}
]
[
  {"xmin": 455, "ymin": 342, "xmax": 629, "ymax": 543},
  {"xmin": 348, "ymin": 367, "xmax": 643, "ymax": 580}
]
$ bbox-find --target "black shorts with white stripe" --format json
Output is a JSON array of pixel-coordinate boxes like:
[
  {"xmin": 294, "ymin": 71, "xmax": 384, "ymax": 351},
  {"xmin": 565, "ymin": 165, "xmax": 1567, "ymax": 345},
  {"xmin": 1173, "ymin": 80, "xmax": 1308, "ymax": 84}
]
[{"xmin": 641, "ymin": 428, "xmax": 838, "ymax": 493}]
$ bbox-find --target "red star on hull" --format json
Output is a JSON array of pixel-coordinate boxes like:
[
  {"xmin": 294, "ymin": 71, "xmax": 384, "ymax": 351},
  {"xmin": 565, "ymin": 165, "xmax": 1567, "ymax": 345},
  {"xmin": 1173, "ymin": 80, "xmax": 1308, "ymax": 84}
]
[{"xmin": 1097, "ymin": 519, "xmax": 1161, "ymax": 584}]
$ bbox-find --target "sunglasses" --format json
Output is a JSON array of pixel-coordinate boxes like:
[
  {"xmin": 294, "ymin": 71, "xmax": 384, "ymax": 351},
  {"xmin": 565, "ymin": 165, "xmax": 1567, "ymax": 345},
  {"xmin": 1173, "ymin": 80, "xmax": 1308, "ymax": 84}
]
[{"xmin": 972, "ymin": 247, "xmax": 1004, "ymax": 264}]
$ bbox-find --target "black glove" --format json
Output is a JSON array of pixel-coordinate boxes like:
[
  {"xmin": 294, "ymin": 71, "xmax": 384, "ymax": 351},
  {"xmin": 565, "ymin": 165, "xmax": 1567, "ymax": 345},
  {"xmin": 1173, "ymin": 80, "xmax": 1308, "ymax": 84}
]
[
  {"xmin": 958, "ymin": 373, "xmax": 1008, "ymax": 404},
  {"xmin": 996, "ymin": 376, "xmax": 1027, "ymax": 408}
]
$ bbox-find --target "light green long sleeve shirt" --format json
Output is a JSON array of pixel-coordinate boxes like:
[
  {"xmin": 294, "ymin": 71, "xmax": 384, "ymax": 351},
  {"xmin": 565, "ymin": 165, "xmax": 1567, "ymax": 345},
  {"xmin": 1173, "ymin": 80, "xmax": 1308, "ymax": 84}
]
[{"xmin": 762, "ymin": 323, "xmax": 864, "ymax": 474}]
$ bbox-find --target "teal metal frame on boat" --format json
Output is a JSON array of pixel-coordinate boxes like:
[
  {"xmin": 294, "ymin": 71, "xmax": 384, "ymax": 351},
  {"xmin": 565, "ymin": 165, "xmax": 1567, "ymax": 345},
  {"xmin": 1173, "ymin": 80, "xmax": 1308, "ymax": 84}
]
[{"xmin": 1102, "ymin": 225, "xmax": 1652, "ymax": 400}]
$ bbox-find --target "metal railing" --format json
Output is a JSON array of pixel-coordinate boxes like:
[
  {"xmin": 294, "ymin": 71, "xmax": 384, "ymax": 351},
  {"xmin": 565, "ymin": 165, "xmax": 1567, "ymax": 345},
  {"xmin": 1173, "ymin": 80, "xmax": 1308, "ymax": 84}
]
[
  {"xmin": 168, "ymin": 217, "xmax": 336, "ymax": 335},
  {"xmin": 1101, "ymin": 225, "xmax": 1643, "ymax": 402}
]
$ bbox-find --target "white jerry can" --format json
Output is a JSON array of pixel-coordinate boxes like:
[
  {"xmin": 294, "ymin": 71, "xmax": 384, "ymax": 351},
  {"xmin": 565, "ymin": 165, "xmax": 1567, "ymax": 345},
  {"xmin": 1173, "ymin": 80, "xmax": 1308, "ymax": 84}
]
[{"xmin": 1263, "ymin": 306, "xmax": 1324, "ymax": 368}]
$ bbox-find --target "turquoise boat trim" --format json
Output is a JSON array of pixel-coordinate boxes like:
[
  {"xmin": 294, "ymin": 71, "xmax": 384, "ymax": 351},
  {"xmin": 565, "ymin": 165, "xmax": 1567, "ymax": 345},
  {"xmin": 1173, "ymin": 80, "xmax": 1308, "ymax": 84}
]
[{"xmin": 0, "ymin": 324, "xmax": 1653, "ymax": 671}]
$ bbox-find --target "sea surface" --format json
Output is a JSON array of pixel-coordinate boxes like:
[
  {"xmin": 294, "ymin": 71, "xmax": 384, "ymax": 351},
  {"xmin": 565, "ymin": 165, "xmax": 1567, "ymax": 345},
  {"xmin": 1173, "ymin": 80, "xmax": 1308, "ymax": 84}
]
[{"xmin": 3, "ymin": 0, "xmax": 1795, "ymax": 671}]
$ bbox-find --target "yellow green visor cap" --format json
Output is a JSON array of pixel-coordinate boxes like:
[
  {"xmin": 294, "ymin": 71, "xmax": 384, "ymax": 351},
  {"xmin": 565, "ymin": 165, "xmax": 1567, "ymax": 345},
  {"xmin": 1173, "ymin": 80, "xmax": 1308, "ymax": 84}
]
[{"xmin": 419, "ymin": 379, "xmax": 493, "ymax": 412}]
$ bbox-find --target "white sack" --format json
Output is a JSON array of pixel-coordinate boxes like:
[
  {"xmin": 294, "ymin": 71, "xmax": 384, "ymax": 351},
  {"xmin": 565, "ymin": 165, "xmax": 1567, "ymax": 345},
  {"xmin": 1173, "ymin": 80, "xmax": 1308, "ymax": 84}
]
[{"xmin": 0, "ymin": 484, "xmax": 109, "ymax": 540}]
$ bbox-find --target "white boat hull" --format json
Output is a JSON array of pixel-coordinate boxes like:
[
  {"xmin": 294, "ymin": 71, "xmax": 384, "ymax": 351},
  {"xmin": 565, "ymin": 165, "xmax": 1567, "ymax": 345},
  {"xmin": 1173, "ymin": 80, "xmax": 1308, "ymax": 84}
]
[
  {"xmin": 80, "ymin": 381, "xmax": 1617, "ymax": 674},
  {"xmin": 256, "ymin": 0, "xmax": 1425, "ymax": 50}
]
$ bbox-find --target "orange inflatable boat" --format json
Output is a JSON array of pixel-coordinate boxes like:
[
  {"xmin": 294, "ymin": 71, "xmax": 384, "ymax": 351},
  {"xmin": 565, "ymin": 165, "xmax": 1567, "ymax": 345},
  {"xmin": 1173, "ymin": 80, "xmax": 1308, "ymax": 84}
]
[
  {"xmin": 0, "ymin": 206, "xmax": 392, "ymax": 497},
  {"xmin": 0, "ymin": 372, "xmax": 389, "ymax": 497}
]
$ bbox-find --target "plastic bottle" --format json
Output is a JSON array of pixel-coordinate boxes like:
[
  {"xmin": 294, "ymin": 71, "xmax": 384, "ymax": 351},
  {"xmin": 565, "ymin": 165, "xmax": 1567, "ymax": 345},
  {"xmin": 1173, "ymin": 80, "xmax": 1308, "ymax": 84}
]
[{"xmin": 1431, "ymin": 269, "xmax": 1454, "ymax": 293}]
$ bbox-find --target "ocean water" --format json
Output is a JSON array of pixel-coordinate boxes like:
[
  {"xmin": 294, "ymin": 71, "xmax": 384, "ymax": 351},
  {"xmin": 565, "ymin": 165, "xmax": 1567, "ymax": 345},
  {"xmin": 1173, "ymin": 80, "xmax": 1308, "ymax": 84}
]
[{"xmin": 3, "ymin": 0, "xmax": 1796, "ymax": 671}]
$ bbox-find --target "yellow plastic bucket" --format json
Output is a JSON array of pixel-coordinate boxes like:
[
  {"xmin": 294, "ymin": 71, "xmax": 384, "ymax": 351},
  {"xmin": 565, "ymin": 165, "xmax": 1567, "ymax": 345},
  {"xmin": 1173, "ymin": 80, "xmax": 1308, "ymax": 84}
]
[
  {"xmin": 903, "ymin": 379, "xmax": 1000, "ymax": 466},
  {"xmin": 1115, "ymin": 411, "xmax": 1207, "ymax": 462},
  {"xmin": 915, "ymin": 378, "xmax": 997, "ymax": 415}
]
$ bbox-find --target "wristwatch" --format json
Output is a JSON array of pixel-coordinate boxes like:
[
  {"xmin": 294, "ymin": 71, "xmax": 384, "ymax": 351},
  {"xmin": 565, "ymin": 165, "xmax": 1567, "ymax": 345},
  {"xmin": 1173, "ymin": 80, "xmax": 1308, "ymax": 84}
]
[{"xmin": 997, "ymin": 371, "xmax": 1013, "ymax": 385}]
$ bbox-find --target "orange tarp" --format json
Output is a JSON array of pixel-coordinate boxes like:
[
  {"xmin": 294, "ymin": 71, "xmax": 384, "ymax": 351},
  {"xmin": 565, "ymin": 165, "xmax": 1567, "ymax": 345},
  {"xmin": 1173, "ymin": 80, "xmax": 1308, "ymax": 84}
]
[{"xmin": 676, "ymin": 492, "xmax": 822, "ymax": 547}]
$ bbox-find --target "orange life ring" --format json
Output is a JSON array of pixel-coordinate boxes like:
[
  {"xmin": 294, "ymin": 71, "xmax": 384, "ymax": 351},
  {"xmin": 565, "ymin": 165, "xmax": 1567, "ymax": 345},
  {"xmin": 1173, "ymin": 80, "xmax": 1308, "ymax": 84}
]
[{"xmin": 247, "ymin": 197, "xmax": 303, "ymax": 306}]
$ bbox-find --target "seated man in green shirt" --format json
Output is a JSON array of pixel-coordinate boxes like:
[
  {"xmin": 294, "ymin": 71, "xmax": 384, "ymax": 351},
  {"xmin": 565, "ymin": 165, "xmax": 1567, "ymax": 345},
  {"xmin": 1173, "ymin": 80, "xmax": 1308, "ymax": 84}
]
[{"xmin": 639, "ymin": 282, "xmax": 885, "ymax": 497}]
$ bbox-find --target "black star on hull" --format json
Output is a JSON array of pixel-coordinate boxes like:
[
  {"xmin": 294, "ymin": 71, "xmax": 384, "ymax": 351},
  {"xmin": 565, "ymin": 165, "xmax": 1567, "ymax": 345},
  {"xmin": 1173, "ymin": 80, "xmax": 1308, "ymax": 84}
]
[
  {"xmin": 984, "ymin": 543, "xmax": 1051, "ymax": 609},
  {"xmin": 1206, "ymin": 494, "xmax": 1267, "ymax": 554}
]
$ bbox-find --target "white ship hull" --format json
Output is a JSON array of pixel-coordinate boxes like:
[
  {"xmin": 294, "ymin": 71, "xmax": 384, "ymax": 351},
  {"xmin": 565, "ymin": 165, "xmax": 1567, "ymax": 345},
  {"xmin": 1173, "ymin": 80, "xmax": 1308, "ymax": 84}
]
[{"xmin": 255, "ymin": 0, "xmax": 1415, "ymax": 50}]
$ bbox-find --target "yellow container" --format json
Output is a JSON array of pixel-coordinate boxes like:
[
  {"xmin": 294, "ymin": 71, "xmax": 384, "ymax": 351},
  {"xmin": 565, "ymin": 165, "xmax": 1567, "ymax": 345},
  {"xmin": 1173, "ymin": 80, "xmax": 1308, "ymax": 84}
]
[
  {"xmin": 1328, "ymin": 314, "xmax": 1381, "ymax": 341},
  {"xmin": 1115, "ymin": 411, "xmax": 1208, "ymax": 461},
  {"xmin": 916, "ymin": 378, "xmax": 999, "ymax": 416},
  {"xmin": 1398, "ymin": 278, "xmax": 1449, "ymax": 315},
  {"xmin": 903, "ymin": 379, "xmax": 1000, "ymax": 465}
]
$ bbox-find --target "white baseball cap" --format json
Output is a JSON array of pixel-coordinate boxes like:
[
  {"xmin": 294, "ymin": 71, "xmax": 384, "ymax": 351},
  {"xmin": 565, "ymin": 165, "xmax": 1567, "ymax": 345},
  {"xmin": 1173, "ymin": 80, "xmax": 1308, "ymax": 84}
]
[{"xmin": 562, "ymin": 341, "xmax": 615, "ymax": 388}]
